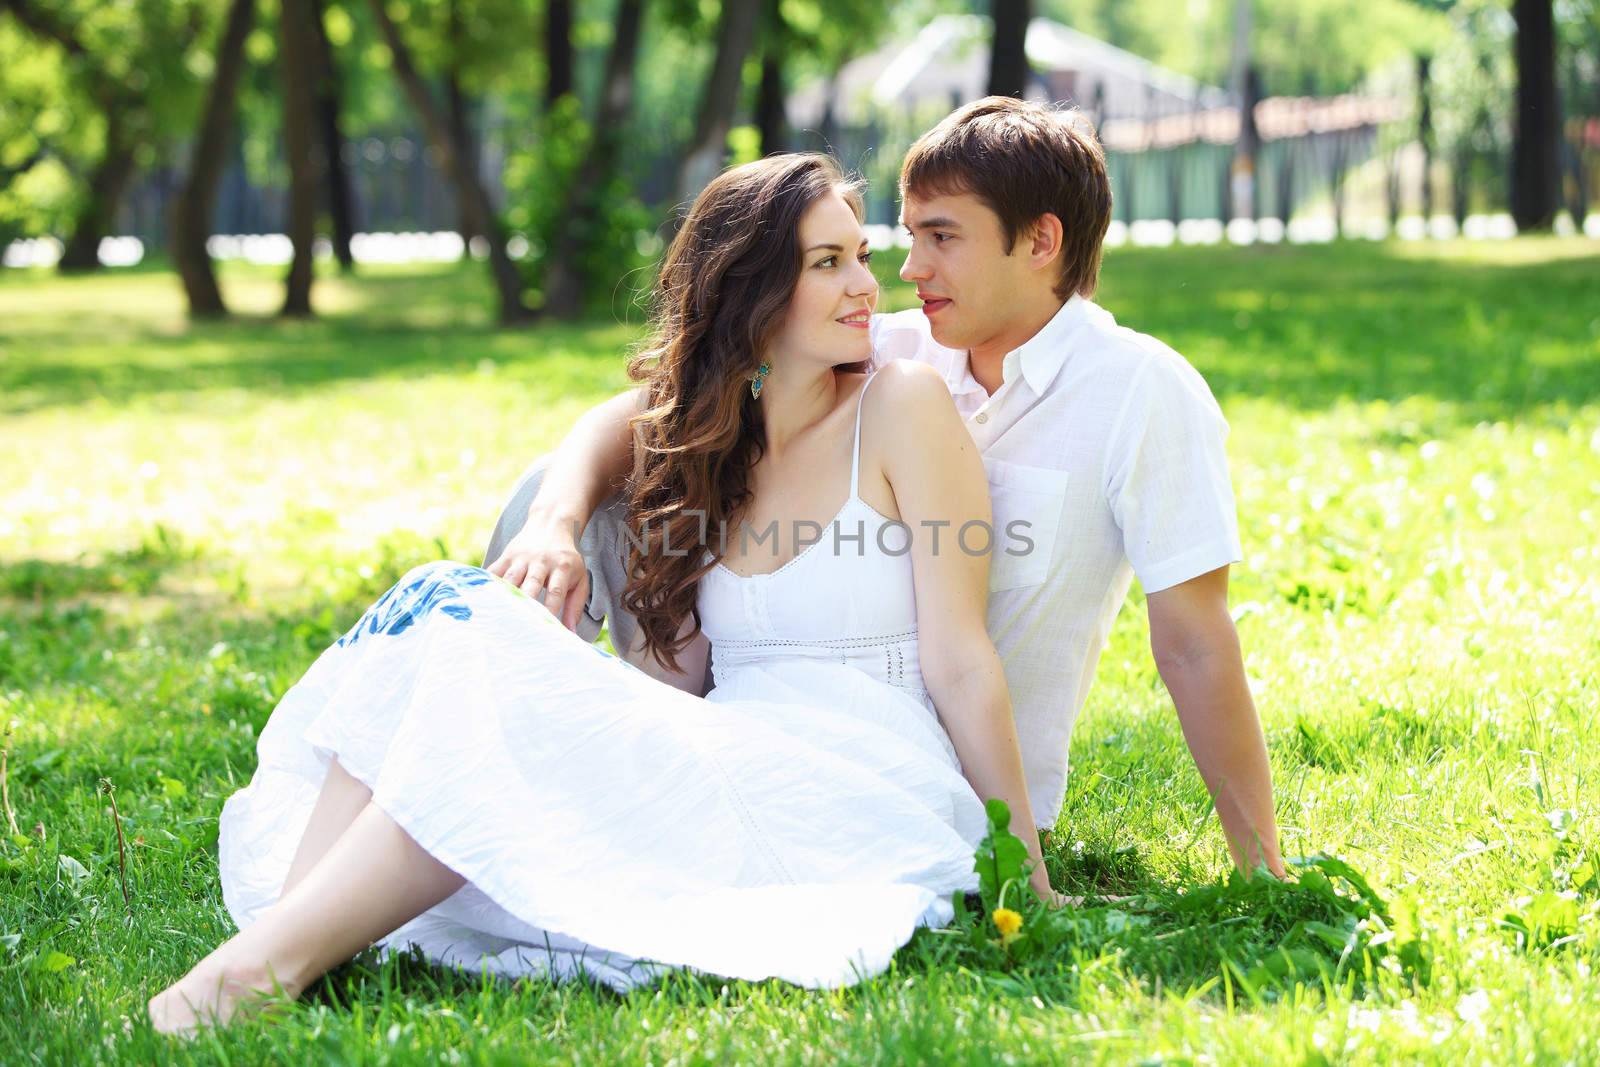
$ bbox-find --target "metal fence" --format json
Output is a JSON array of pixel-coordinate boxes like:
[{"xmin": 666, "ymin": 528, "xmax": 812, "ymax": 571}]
[
  {"xmin": 67, "ymin": 92, "xmax": 1600, "ymax": 263},
  {"xmin": 805, "ymin": 91, "xmax": 1596, "ymax": 241}
]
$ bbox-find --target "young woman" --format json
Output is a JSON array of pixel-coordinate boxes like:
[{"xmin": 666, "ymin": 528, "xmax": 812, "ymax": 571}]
[{"xmin": 149, "ymin": 154, "xmax": 1052, "ymax": 1034}]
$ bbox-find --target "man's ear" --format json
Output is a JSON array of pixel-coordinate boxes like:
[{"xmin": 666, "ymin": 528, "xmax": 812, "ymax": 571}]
[{"xmin": 1028, "ymin": 213, "xmax": 1064, "ymax": 272}]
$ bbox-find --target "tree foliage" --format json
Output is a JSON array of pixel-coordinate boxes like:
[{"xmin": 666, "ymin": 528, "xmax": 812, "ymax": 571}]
[
  {"xmin": 0, "ymin": 0, "xmax": 219, "ymax": 263},
  {"xmin": 1039, "ymin": 0, "xmax": 1446, "ymax": 96}
]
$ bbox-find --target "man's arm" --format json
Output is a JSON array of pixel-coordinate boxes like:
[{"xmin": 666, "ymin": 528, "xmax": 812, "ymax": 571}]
[
  {"xmin": 487, "ymin": 387, "xmax": 642, "ymax": 624},
  {"xmin": 1146, "ymin": 565, "xmax": 1285, "ymax": 878}
]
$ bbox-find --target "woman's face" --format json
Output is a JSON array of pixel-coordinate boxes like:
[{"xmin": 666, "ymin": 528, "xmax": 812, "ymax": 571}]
[{"xmin": 767, "ymin": 190, "xmax": 878, "ymax": 370}]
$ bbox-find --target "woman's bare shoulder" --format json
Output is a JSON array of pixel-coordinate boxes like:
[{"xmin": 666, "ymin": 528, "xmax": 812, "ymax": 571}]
[{"xmin": 863, "ymin": 359, "xmax": 956, "ymax": 423}]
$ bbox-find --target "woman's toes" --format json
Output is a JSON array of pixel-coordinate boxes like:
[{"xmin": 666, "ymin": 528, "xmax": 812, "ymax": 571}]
[
  {"xmin": 148, "ymin": 985, "xmax": 204, "ymax": 1036},
  {"xmin": 147, "ymin": 960, "xmax": 300, "ymax": 1035}
]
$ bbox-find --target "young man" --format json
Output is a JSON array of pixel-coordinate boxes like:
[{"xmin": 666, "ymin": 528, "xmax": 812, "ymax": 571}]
[{"xmin": 486, "ymin": 98, "xmax": 1284, "ymax": 876}]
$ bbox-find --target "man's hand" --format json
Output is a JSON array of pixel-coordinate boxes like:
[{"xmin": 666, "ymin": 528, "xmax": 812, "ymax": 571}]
[{"xmin": 486, "ymin": 508, "xmax": 591, "ymax": 632}]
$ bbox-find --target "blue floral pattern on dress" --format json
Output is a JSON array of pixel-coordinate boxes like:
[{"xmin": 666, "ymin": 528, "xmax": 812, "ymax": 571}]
[
  {"xmin": 337, "ymin": 563, "xmax": 494, "ymax": 647},
  {"xmin": 335, "ymin": 560, "xmax": 644, "ymax": 675}
]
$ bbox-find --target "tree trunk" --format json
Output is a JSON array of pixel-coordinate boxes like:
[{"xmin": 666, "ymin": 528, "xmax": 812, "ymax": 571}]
[
  {"xmin": 1276, "ymin": 138, "xmax": 1294, "ymax": 224},
  {"xmin": 1167, "ymin": 150, "xmax": 1183, "ymax": 224},
  {"xmin": 1226, "ymin": 0, "xmax": 1256, "ymax": 223},
  {"xmin": 986, "ymin": 0, "xmax": 1031, "ymax": 99},
  {"xmin": 672, "ymin": 0, "xmax": 761, "ymax": 206},
  {"xmin": 59, "ymin": 110, "xmax": 140, "ymax": 272},
  {"xmin": 1566, "ymin": 138, "xmax": 1588, "ymax": 228},
  {"xmin": 545, "ymin": 0, "xmax": 574, "ymax": 105},
  {"xmin": 172, "ymin": 0, "xmax": 256, "ymax": 316},
  {"xmin": 819, "ymin": 71, "xmax": 840, "ymax": 150},
  {"xmin": 446, "ymin": 0, "xmax": 478, "ymax": 254},
  {"xmin": 1386, "ymin": 148, "xmax": 1401, "ymax": 230},
  {"xmin": 367, "ymin": 0, "xmax": 533, "ymax": 323},
  {"xmin": 310, "ymin": 0, "xmax": 356, "ymax": 271},
  {"xmin": 1416, "ymin": 54, "xmax": 1434, "ymax": 224},
  {"xmin": 1331, "ymin": 132, "xmax": 1349, "ymax": 238},
  {"xmin": 1560, "ymin": 50, "xmax": 1588, "ymax": 229},
  {"xmin": 755, "ymin": 0, "xmax": 786, "ymax": 155},
  {"xmin": 279, "ymin": 0, "xmax": 320, "ymax": 315},
  {"xmin": 543, "ymin": 0, "xmax": 644, "ymax": 319},
  {"xmin": 1216, "ymin": 142, "xmax": 1230, "ymax": 222},
  {"xmin": 445, "ymin": 72, "xmax": 478, "ymax": 253},
  {"xmin": 756, "ymin": 53, "xmax": 786, "ymax": 155},
  {"xmin": 1510, "ymin": 0, "xmax": 1560, "ymax": 232}
]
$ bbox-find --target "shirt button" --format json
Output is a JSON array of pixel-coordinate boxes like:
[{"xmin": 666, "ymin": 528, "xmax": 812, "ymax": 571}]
[{"xmin": 975, "ymin": 412, "xmax": 989, "ymax": 424}]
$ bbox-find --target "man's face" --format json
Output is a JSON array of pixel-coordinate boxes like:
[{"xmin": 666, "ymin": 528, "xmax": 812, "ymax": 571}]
[{"xmin": 898, "ymin": 190, "xmax": 1036, "ymax": 353}]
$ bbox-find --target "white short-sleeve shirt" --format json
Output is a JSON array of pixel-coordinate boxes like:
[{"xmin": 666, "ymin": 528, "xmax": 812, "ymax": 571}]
[{"xmin": 870, "ymin": 295, "xmax": 1242, "ymax": 829}]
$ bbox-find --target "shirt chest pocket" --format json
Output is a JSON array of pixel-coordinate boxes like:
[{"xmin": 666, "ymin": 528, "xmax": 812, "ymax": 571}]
[{"xmin": 983, "ymin": 457, "xmax": 1069, "ymax": 593}]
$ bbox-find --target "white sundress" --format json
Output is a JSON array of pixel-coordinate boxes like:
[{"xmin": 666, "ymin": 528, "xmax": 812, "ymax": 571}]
[{"xmin": 217, "ymin": 370, "xmax": 989, "ymax": 991}]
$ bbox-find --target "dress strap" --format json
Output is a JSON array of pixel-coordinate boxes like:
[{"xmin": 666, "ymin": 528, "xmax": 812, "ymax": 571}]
[{"xmin": 850, "ymin": 370, "xmax": 880, "ymax": 498}]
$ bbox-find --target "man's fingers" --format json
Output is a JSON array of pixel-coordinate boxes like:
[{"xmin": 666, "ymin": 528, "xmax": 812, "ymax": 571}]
[{"xmin": 486, "ymin": 553, "xmax": 507, "ymax": 577}]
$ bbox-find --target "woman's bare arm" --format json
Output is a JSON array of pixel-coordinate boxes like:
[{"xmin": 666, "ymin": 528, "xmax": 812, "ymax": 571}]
[
  {"xmin": 488, "ymin": 387, "xmax": 643, "ymax": 626},
  {"xmin": 874, "ymin": 363, "xmax": 1054, "ymax": 903}
]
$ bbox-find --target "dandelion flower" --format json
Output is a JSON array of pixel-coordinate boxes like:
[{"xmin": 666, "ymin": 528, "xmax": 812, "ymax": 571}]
[{"xmin": 992, "ymin": 907, "xmax": 1023, "ymax": 944}]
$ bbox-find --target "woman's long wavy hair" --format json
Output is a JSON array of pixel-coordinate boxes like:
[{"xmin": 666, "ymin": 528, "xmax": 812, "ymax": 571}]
[{"xmin": 620, "ymin": 153, "xmax": 867, "ymax": 672}]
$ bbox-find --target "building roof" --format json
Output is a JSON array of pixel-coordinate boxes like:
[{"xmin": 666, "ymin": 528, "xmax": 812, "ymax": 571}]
[{"xmin": 787, "ymin": 14, "xmax": 1229, "ymax": 131}]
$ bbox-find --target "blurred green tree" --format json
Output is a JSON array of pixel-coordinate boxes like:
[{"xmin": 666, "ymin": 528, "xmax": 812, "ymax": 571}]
[
  {"xmin": 0, "ymin": 0, "xmax": 216, "ymax": 271},
  {"xmin": 669, "ymin": 0, "xmax": 761, "ymax": 206},
  {"xmin": 365, "ymin": 0, "xmax": 535, "ymax": 323},
  {"xmin": 540, "ymin": 0, "xmax": 645, "ymax": 319},
  {"xmin": 1037, "ymin": 0, "xmax": 1442, "ymax": 97}
]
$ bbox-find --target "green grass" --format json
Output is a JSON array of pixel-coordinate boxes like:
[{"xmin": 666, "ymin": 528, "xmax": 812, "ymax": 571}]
[{"xmin": 1, "ymin": 240, "xmax": 1598, "ymax": 1064}]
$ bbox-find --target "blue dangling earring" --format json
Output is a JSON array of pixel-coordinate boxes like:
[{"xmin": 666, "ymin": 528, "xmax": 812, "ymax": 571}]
[{"xmin": 749, "ymin": 360, "xmax": 770, "ymax": 400}]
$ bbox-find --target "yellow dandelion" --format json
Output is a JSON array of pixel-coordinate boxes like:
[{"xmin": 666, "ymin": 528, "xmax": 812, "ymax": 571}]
[{"xmin": 991, "ymin": 907, "xmax": 1023, "ymax": 944}]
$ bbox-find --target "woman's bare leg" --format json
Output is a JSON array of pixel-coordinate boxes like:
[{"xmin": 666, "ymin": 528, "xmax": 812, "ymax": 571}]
[
  {"xmin": 148, "ymin": 800, "xmax": 465, "ymax": 1035},
  {"xmin": 280, "ymin": 757, "xmax": 372, "ymax": 898}
]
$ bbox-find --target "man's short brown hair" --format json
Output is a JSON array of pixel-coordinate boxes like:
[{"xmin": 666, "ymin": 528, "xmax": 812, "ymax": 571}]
[{"xmin": 900, "ymin": 96, "xmax": 1112, "ymax": 299}]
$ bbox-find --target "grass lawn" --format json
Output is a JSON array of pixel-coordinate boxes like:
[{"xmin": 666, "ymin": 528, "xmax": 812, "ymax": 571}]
[{"xmin": 1, "ymin": 239, "xmax": 1598, "ymax": 1064}]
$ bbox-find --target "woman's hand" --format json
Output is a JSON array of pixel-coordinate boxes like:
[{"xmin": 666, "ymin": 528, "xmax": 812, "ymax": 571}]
[
  {"xmin": 486, "ymin": 508, "xmax": 592, "ymax": 632},
  {"xmin": 1032, "ymin": 868, "xmax": 1067, "ymax": 908},
  {"xmin": 1037, "ymin": 885, "xmax": 1133, "ymax": 909},
  {"xmin": 1040, "ymin": 887, "xmax": 1088, "ymax": 909}
]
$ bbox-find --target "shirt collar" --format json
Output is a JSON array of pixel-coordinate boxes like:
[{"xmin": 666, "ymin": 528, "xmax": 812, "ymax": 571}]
[
  {"xmin": 1000, "ymin": 295, "xmax": 1094, "ymax": 397},
  {"xmin": 941, "ymin": 343, "xmax": 984, "ymax": 397}
]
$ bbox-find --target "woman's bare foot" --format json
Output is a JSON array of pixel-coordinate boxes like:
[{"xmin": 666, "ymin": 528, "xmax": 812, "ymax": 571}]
[{"xmin": 147, "ymin": 943, "xmax": 305, "ymax": 1036}]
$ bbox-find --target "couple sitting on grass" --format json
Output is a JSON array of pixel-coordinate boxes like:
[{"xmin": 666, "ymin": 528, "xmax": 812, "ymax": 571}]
[{"xmin": 150, "ymin": 96, "xmax": 1284, "ymax": 1034}]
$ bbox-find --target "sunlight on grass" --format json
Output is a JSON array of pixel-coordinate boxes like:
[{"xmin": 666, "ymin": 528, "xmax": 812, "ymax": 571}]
[{"xmin": 2, "ymin": 241, "xmax": 1597, "ymax": 1062}]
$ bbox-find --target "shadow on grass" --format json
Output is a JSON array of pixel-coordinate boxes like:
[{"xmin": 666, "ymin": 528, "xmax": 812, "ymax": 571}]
[
  {"xmin": 1096, "ymin": 240, "xmax": 1600, "ymax": 417},
  {"xmin": 0, "ymin": 525, "xmax": 201, "ymax": 602},
  {"xmin": 0, "ymin": 264, "xmax": 640, "ymax": 415}
]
